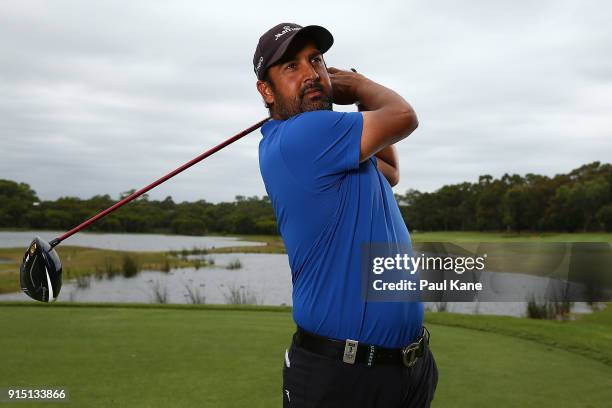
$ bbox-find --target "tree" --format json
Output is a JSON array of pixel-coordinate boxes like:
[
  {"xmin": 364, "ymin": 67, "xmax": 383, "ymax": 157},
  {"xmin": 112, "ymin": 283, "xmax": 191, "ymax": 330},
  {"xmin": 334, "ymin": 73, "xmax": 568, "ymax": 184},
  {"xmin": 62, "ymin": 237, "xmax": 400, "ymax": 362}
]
[
  {"xmin": 503, "ymin": 185, "xmax": 531, "ymax": 232},
  {"xmin": 476, "ymin": 179, "xmax": 506, "ymax": 231},
  {"xmin": 597, "ymin": 204, "xmax": 612, "ymax": 231},
  {"xmin": 0, "ymin": 179, "xmax": 39, "ymax": 227}
]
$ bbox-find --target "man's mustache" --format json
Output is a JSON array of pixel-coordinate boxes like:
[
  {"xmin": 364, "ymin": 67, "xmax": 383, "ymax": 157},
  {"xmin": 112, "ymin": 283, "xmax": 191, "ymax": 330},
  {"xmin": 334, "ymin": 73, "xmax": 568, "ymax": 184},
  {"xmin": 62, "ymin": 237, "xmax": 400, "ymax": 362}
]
[{"xmin": 300, "ymin": 83, "xmax": 325, "ymax": 98}]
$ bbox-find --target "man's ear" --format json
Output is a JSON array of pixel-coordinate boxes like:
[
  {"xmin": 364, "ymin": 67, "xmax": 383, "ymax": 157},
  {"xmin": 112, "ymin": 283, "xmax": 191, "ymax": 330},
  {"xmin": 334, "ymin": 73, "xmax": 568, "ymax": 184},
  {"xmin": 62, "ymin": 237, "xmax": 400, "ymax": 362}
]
[{"xmin": 256, "ymin": 80, "xmax": 275, "ymax": 107}]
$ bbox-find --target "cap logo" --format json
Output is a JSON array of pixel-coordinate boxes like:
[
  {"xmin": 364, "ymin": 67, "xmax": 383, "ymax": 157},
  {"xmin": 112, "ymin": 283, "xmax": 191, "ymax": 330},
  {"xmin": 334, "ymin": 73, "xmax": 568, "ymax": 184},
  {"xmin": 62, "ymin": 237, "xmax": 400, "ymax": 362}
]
[
  {"xmin": 275, "ymin": 25, "xmax": 301, "ymax": 41},
  {"xmin": 255, "ymin": 56, "xmax": 264, "ymax": 75}
]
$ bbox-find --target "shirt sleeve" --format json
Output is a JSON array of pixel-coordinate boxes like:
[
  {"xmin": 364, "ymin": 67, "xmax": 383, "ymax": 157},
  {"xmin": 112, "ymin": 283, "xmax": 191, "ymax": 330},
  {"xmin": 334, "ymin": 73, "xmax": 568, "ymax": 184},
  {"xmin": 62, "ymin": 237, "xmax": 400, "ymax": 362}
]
[{"xmin": 280, "ymin": 110, "xmax": 363, "ymax": 192}]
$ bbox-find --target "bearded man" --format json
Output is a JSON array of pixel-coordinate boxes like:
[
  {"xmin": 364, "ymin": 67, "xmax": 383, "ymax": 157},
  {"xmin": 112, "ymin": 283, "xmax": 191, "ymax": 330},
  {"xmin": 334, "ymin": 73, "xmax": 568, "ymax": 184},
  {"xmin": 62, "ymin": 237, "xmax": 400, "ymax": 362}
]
[{"xmin": 254, "ymin": 23, "xmax": 438, "ymax": 408}]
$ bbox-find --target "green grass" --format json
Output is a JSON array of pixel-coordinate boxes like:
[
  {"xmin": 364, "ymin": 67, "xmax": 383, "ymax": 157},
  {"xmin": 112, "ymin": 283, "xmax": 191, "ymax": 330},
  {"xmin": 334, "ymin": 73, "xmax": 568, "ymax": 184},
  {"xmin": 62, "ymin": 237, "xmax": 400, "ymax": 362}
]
[
  {"xmin": 242, "ymin": 231, "xmax": 612, "ymax": 246},
  {"xmin": 0, "ymin": 303, "xmax": 611, "ymax": 407},
  {"xmin": 425, "ymin": 302, "xmax": 612, "ymax": 366},
  {"xmin": 209, "ymin": 235, "xmax": 286, "ymax": 254},
  {"xmin": 0, "ymin": 304, "xmax": 292, "ymax": 408},
  {"xmin": 222, "ymin": 232, "xmax": 612, "ymax": 254},
  {"xmin": 410, "ymin": 231, "xmax": 612, "ymax": 243},
  {"xmin": 429, "ymin": 324, "xmax": 612, "ymax": 407}
]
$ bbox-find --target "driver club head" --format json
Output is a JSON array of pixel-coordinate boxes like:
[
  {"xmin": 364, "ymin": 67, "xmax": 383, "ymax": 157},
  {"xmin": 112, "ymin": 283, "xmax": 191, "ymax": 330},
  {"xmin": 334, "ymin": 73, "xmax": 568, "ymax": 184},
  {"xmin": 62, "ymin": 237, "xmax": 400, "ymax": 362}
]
[{"xmin": 20, "ymin": 237, "xmax": 62, "ymax": 302}]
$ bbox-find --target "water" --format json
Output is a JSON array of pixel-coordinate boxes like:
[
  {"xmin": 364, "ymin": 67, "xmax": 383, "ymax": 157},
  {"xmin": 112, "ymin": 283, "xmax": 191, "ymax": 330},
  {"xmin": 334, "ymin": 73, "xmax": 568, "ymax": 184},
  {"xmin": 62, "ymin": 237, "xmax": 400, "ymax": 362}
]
[
  {"xmin": 0, "ymin": 231, "xmax": 263, "ymax": 251},
  {"xmin": 0, "ymin": 253, "xmax": 292, "ymax": 305},
  {"xmin": 0, "ymin": 251, "xmax": 596, "ymax": 317},
  {"xmin": 0, "ymin": 231, "xmax": 599, "ymax": 316}
]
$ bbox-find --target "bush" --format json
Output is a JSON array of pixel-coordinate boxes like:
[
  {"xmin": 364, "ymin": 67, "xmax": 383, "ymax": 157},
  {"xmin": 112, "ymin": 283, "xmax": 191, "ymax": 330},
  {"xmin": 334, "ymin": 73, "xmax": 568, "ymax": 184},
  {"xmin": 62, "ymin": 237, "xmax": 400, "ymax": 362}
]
[
  {"xmin": 226, "ymin": 259, "xmax": 242, "ymax": 270},
  {"xmin": 121, "ymin": 255, "xmax": 140, "ymax": 277},
  {"xmin": 161, "ymin": 256, "xmax": 171, "ymax": 273},
  {"xmin": 223, "ymin": 284, "xmax": 258, "ymax": 305},
  {"xmin": 183, "ymin": 282, "xmax": 205, "ymax": 304},
  {"xmin": 526, "ymin": 294, "xmax": 572, "ymax": 320},
  {"xmin": 150, "ymin": 280, "xmax": 168, "ymax": 304}
]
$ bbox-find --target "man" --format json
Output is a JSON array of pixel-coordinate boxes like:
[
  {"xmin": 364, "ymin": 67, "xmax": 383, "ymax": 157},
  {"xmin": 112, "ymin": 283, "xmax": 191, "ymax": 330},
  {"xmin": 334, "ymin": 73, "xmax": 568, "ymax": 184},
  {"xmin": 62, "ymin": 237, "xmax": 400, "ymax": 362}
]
[{"xmin": 254, "ymin": 23, "xmax": 438, "ymax": 407}]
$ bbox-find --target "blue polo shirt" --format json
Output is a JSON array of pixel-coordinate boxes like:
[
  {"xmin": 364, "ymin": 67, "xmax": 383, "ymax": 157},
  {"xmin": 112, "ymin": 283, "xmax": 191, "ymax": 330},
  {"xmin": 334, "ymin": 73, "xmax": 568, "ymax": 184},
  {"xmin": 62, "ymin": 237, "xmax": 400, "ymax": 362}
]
[{"xmin": 258, "ymin": 110, "xmax": 423, "ymax": 348}]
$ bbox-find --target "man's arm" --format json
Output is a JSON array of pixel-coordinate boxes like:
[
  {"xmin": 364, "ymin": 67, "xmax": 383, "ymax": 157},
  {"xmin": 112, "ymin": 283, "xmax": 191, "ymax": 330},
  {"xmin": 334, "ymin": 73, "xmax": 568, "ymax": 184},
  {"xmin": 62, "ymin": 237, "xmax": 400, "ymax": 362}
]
[
  {"xmin": 355, "ymin": 86, "xmax": 401, "ymax": 187},
  {"xmin": 328, "ymin": 67, "xmax": 418, "ymax": 166},
  {"xmin": 375, "ymin": 146, "xmax": 400, "ymax": 186}
]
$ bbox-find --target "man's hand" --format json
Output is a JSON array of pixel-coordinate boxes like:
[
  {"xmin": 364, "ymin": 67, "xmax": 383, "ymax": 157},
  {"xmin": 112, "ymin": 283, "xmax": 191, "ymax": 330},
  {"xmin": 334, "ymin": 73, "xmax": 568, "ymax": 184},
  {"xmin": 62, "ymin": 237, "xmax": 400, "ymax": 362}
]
[
  {"xmin": 328, "ymin": 66, "xmax": 417, "ymax": 170},
  {"xmin": 327, "ymin": 67, "xmax": 367, "ymax": 105}
]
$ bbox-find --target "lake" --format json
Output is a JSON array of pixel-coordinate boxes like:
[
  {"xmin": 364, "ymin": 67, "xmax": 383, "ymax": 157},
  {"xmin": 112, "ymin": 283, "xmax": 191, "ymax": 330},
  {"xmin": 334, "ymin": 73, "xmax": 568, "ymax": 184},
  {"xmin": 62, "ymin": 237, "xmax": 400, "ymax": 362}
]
[{"xmin": 0, "ymin": 231, "xmax": 599, "ymax": 317}]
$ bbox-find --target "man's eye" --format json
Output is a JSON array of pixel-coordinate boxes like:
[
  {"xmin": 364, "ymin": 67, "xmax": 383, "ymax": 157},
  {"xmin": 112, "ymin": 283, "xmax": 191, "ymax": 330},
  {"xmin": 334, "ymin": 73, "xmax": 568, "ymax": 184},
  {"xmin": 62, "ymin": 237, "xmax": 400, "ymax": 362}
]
[
  {"xmin": 312, "ymin": 56, "xmax": 322, "ymax": 63},
  {"xmin": 286, "ymin": 63, "xmax": 297, "ymax": 70}
]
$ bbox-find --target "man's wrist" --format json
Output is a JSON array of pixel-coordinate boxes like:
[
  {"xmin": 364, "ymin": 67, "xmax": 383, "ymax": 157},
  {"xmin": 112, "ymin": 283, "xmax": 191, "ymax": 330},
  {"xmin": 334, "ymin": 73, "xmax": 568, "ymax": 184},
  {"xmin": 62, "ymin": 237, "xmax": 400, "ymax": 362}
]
[{"xmin": 353, "ymin": 77, "xmax": 373, "ymax": 110}]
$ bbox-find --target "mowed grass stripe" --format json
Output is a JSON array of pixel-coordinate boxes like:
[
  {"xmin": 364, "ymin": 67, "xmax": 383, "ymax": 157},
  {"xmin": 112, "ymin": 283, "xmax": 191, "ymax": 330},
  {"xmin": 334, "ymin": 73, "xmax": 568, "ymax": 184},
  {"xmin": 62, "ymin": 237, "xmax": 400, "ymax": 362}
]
[{"xmin": 426, "ymin": 303, "xmax": 612, "ymax": 367}]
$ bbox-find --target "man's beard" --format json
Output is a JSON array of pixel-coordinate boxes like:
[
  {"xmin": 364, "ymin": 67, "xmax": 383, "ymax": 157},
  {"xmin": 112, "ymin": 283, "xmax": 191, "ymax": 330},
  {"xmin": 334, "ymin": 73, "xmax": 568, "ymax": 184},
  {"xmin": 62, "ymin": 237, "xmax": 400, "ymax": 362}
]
[{"xmin": 272, "ymin": 83, "xmax": 333, "ymax": 120}]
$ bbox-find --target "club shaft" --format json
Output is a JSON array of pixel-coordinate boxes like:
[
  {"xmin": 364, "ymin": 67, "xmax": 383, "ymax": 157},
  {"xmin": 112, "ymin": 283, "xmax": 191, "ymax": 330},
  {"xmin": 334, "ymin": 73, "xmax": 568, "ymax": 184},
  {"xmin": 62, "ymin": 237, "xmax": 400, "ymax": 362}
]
[{"xmin": 50, "ymin": 117, "xmax": 270, "ymax": 248}]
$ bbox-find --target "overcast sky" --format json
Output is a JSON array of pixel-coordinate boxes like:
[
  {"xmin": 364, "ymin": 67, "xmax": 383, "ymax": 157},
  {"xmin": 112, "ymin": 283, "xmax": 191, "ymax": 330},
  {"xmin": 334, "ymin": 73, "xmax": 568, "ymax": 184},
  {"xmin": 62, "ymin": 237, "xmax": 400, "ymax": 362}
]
[{"xmin": 1, "ymin": 0, "xmax": 610, "ymax": 203}]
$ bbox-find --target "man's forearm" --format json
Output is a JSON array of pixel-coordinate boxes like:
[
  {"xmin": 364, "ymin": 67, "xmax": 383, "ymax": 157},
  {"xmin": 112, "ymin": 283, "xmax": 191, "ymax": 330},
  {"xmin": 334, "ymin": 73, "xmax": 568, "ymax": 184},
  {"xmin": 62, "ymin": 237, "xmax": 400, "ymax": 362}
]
[
  {"xmin": 355, "ymin": 78, "xmax": 417, "ymax": 140},
  {"xmin": 327, "ymin": 67, "xmax": 417, "ymax": 162},
  {"xmin": 358, "ymin": 104, "xmax": 400, "ymax": 186},
  {"xmin": 355, "ymin": 80, "xmax": 412, "ymax": 116},
  {"xmin": 376, "ymin": 145, "xmax": 399, "ymax": 185}
]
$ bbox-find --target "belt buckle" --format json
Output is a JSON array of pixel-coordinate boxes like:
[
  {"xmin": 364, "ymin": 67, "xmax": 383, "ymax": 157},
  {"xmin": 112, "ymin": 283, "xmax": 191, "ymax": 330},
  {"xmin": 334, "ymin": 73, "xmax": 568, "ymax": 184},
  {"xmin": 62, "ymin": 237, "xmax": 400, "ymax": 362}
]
[
  {"xmin": 401, "ymin": 342, "xmax": 420, "ymax": 367},
  {"xmin": 402, "ymin": 329, "xmax": 427, "ymax": 368},
  {"xmin": 343, "ymin": 339, "xmax": 359, "ymax": 364}
]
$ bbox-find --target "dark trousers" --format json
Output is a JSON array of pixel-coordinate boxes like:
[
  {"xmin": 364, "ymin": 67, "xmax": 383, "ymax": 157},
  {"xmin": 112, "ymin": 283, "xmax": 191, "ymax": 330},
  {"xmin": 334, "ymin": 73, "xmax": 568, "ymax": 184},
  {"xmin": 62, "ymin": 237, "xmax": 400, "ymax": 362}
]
[{"xmin": 282, "ymin": 334, "xmax": 438, "ymax": 408}]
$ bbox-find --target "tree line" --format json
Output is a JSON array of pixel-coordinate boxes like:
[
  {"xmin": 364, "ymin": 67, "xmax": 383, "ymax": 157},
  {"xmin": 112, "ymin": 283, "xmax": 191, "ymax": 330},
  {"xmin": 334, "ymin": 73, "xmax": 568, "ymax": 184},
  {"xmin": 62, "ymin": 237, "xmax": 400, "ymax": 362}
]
[
  {"xmin": 0, "ymin": 185, "xmax": 277, "ymax": 235},
  {"xmin": 1, "ymin": 161, "xmax": 610, "ymax": 235},
  {"xmin": 396, "ymin": 162, "xmax": 611, "ymax": 232}
]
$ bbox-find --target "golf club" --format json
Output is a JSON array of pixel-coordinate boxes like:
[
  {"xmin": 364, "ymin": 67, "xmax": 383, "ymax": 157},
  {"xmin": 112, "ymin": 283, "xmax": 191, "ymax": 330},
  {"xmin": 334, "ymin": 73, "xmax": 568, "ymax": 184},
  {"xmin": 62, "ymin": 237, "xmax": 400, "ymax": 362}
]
[{"xmin": 20, "ymin": 117, "xmax": 269, "ymax": 303}]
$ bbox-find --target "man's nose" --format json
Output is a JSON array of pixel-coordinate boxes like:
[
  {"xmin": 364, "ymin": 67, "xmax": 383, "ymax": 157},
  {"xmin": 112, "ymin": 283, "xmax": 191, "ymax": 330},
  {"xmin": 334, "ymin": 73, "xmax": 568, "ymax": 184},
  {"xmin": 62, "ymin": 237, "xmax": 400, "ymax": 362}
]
[{"xmin": 302, "ymin": 62, "xmax": 320, "ymax": 81}]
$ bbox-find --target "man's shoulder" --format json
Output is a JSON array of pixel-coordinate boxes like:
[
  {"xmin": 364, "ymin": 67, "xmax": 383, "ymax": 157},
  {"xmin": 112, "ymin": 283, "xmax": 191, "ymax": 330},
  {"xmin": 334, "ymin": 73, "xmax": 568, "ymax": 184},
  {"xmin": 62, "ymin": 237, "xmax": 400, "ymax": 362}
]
[
  {"xmin": 280, "ymin": 110, "xmax": 362, "ymax": 144},
  {"xmin": 260, "ymin": 109, "xmax": 363, "ymax": 170},
  {"xmin": 263, "ymin": 110, "xmax": 360, "ymax": 135},
  {"xmin": 288, "ymin": 110, "xmax": 358, "ymax": 127}
]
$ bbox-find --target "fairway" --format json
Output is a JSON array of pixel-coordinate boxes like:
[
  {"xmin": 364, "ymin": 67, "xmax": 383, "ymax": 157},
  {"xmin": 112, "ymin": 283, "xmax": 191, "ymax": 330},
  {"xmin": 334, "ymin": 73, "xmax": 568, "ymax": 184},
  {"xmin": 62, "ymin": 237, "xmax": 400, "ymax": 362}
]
[{"xmin": 1, "ymin": 304, "xmax": 611, "ymax": 407}]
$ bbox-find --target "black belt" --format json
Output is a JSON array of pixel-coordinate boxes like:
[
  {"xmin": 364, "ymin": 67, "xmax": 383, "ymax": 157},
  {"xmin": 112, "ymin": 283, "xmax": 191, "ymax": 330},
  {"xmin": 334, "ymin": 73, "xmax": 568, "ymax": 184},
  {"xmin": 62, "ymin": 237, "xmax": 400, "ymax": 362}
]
[{"xmin": 293, "ymin": 326, "xmax": 430, "ymax": 368}]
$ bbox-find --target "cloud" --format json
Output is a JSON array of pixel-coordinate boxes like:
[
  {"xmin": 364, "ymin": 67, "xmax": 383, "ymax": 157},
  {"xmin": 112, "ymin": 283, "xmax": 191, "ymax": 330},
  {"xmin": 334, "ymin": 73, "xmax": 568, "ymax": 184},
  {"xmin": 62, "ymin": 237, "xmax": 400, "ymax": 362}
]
[{"xmin": 1, "ymin": 0, "xmax": 610, "ymax": 202}]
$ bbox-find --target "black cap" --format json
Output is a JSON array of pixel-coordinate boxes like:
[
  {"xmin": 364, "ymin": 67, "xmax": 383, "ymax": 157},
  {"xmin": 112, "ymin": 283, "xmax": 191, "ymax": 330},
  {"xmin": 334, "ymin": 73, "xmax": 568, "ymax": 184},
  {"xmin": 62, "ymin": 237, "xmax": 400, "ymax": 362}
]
[{"xmin": 253, "ymin": 23, "xmax": 334, "ymax": 80}]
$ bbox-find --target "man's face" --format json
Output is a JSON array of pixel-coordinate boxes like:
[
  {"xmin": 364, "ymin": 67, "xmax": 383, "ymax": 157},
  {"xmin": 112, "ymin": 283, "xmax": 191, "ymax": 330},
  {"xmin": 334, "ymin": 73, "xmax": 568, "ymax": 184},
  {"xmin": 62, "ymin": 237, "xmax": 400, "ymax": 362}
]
[{"xmin": 257, "ymin": 39, "xmax": 333, "ymax": 120}]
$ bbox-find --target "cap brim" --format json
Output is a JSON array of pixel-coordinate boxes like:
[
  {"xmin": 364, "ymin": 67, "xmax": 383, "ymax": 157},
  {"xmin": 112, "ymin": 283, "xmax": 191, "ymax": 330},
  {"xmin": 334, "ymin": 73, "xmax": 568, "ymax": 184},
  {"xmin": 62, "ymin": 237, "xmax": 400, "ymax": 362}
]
[{"xmin": 263, "ymin": 25, "xmax": 334, "ymax": 78}]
